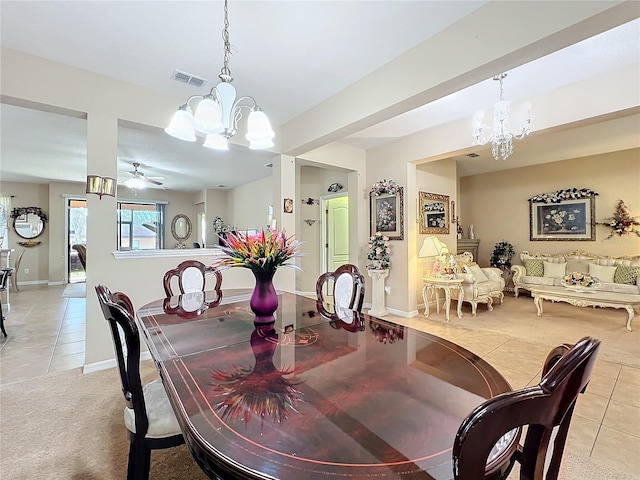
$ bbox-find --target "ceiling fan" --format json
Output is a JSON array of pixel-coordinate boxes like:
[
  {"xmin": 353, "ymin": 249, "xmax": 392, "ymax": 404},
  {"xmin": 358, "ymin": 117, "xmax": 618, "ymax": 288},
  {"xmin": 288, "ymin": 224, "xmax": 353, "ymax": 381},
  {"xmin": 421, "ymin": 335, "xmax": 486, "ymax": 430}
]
[{"xmin": 123, "ymin": 162, "xmax": 164, "ymax": 189}]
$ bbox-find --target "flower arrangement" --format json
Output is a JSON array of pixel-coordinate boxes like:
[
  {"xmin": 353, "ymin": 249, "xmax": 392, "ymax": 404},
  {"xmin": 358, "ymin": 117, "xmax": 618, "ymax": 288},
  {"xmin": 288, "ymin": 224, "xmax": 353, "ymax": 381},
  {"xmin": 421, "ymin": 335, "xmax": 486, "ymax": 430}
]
[
  {"xmin": 366, "ymin": 233, "xmax": 391, "ymax": 270},
  {"xmin": 528, "ymin": 188, "xmax": 598, "ymax": 203},
  {"xmin": 370, "ymin": 179, "xmax": 400, "ymax": 196},
  {"xmin": 212, "ymin": 216, "xmax": 227, "ymax": 233},
  {"xmin": 217, "ymin": 228, "xmax": 303, "ymax": 273},
  {"xmin": 562, "ymin": 272, "xmax": 599, "ymax": 288},
  {"xmin": 490, "ymin": 241, "xmax": 515, "ymax": 268},
  {"xmin": 10, "ymin": 207, "xmax": 48, "ymax": 222},
  {"xmin": 598, "ymin": 200, "xmax": 640, "ymax": 240},
  {"xmin": 369, "ymin": 320, "xmax": 404, "ymax": 344}
]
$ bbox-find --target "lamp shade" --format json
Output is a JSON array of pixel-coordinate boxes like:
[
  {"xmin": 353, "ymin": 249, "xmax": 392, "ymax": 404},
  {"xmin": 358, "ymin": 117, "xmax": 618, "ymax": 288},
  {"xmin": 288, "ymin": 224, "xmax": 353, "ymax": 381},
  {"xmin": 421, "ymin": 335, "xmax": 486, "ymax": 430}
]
[
  {"xmin": 193, "ymin": 96, "xmax": 223, "ymax": 134},
  {"xmin": 86, "ymin": 175, "xmax": 116, "ymax": 199},
  {"xmin": 165, "ymin": 107, "xmax": 197, "ymax": 142},
  {"xmin": 419, "ymin": 236, "xmax": 448, "ymax": 258}
]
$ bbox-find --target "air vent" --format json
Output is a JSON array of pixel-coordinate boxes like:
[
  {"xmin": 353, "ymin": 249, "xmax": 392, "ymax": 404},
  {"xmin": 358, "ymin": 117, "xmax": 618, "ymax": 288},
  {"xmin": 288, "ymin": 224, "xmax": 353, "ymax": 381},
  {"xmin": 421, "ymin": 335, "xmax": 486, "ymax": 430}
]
[
  {"xmin": 172, "ymin": 69, "xmax": 207, "ymax": 87},
  {"xmin": 264, "ymin": 162, "xmax": 273, "ymax": 168},
  {"xmin": 216, "ymin": 184, "xmax": 226, "ymax": 188},
  {"xmin": 467, "ymin": 153, "xmax": 480, "ymax": 158}
]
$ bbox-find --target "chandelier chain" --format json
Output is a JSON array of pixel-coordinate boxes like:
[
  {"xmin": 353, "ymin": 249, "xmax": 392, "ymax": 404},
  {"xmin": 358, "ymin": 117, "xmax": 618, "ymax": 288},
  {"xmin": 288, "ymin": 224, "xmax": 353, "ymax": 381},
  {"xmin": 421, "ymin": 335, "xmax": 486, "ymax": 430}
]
[{"xmin": 220, "ymin": 0, "xmax": 233, "ymax": 80}]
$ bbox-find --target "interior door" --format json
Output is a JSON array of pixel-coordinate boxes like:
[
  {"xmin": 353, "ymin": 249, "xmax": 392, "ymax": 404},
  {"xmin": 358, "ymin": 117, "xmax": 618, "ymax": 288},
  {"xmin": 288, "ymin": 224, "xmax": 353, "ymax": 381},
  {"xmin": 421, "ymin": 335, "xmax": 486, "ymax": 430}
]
[{"xmin": 326, "ymin": 196, "xmax": 349, "ymax": 272}]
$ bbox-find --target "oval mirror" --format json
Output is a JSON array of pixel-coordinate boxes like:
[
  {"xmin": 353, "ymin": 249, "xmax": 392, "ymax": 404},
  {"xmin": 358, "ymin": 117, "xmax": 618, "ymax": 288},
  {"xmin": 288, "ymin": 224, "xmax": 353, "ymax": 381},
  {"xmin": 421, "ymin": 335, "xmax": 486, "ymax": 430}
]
[
  {"xmin": 12, "ymin": 208, "xmax": 47, "ymax": 240},
  {"xmin": 171, "ymin": 214, "xmax": 192, "ymax": 241}
]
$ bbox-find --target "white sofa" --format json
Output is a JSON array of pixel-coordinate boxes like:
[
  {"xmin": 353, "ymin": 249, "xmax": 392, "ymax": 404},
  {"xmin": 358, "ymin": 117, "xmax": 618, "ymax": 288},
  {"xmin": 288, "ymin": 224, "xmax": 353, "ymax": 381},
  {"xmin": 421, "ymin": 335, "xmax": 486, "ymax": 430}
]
[
  {"xmin": 511, "ymin": 250, "xmax": 640, "ymax": 297},
  {"xmin": 451, "ymin": 252, "xmax": 505, "ymax": 317}
]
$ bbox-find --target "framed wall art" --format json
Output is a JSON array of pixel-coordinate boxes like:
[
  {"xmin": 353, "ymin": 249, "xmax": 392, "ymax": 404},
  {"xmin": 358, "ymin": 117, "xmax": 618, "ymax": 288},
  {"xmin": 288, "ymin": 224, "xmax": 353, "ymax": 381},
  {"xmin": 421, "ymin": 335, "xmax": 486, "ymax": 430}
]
[
  {"xmin": 530, "ymin": 196, "xmax": 596, "ymax": 241},
  {"xmin": 418, "ymin": 192, "xmax": 450, "ymax": 234},
  {"xmin": 370, "ymin": 187, "xmax": 404, "ymax": 240}
]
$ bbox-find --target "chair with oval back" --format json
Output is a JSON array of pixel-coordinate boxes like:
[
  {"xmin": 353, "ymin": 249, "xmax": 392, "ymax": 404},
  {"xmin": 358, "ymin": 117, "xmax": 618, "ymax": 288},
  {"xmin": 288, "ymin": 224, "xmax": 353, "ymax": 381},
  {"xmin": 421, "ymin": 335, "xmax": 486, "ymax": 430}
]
[
  {"xmin": 163, "ymin": 260, "xmax": 222, "ymax": 297},
  {"xmin": 95, "ymin": 284, "xmax": 184, "ymax": 480},
  {"xmin": 11, "ymin": 250, "xmax": 25, "ymax": 293},
  {"xmin": 72, "ymin": 244, "xmax": 87, "ymax": 271},
  {"xmin": 316, "ymin": 264, "xmax": 365, "ymax": 313},
  {"xmin": 452, "ymin": 336, "xmax": 601, "ymax": 480},
  {"xmin": 0, "ymin": 268, "xmax": 14, "ymax": 336}
]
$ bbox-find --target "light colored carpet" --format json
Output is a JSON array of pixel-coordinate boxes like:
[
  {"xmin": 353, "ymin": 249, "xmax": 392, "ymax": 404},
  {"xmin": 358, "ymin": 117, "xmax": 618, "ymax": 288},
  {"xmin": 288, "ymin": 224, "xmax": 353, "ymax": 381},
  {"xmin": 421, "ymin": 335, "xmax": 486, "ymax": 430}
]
[
  {"xmin": 61, "ymin": 283, "xmax": 86, "ymax": 298},
  {"xmin": 0, "ymin": 365, "xmax": 208, "ymax": 480}
]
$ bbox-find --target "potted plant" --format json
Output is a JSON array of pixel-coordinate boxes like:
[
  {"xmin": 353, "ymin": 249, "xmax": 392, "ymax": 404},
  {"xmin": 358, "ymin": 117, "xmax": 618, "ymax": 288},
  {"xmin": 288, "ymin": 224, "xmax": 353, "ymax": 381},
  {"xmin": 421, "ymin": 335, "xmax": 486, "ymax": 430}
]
[
  {"xmin": 366, "ymin": 233, "xmax": 391, "ymax": 271},
  {"xmin": 490, "ymin": 240, "xmax": 515, "ymax": 269}
]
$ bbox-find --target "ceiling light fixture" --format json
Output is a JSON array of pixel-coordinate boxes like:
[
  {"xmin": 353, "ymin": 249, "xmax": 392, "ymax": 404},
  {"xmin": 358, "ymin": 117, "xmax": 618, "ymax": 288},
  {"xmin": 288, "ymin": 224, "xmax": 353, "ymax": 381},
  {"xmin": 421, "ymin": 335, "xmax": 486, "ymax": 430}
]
[
  {"xmin": 124, "ymin": 177, "xmax": 146, "ymax": 191},
  {"xmin": 472, "ymin": 73, "xmax": 533, "ymax": 161},
  {"xmin": 165, "ymin": 0, "xmax": 274, "ymax": 151}
]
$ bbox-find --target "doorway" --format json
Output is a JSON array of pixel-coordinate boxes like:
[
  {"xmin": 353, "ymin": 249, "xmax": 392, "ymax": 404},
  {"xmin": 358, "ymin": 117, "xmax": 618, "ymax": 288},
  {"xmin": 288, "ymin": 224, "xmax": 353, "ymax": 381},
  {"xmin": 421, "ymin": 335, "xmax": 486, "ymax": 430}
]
[
  {"xmin": 67, "ymin": 199, "xmax": 87, "ymax": 283},
  {"xmin": 321, "ymin": 194, "xmax": 349, "ymax": 274}
]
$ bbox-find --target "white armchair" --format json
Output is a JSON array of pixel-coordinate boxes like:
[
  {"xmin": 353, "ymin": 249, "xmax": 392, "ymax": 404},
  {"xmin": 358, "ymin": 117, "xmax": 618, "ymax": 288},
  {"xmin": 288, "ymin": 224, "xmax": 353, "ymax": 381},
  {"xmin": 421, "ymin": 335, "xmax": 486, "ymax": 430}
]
[{"xmin": 451, "ymin": 252, "xmax": 505, "ymax": 317}]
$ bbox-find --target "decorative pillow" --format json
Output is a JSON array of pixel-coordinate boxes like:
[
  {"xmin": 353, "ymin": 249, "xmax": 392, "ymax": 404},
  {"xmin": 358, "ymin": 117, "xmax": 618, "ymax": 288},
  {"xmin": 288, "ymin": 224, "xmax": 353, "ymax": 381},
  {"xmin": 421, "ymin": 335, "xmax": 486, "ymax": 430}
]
[
  {"xmin": 524, "ymin": 259, "xmax": 544, "ymax": 277},
  {"xmin": 588, "ymin": 263, "xmax": 616, "ymax": 283},
  {"xmin": 464, "ymin": 264, "xmax": 490, "ymax": 283},
  {"xmin": 614, "ymin": 265, "xmax": 640, "ymax": 285},
  {"xmin": 565, "ymin": 258, "xmax": 590, "ymax": 274},
  {"xmin": 543, "ymin": 261, "xmax": 566, "ymax": 278}
]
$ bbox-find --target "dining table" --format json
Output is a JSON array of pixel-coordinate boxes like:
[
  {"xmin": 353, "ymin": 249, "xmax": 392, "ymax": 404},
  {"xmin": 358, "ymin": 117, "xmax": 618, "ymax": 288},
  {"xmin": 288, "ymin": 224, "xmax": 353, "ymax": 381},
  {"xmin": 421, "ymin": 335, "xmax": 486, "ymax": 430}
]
[{"xmin": 137, "ymin": 289, "xmax": 517, "ymax": 480}]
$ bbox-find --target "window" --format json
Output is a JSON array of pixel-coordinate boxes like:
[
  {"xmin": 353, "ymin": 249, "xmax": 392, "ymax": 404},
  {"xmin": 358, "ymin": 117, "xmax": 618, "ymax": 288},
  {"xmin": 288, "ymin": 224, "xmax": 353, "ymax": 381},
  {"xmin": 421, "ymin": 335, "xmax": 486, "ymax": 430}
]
[
  {"xmin": 0, "ymin": 196, "xmax": 10, "ymax": 249},
  {"xmin": 117, "ymin": 202, "xmax": 165, "ymax": 250}
]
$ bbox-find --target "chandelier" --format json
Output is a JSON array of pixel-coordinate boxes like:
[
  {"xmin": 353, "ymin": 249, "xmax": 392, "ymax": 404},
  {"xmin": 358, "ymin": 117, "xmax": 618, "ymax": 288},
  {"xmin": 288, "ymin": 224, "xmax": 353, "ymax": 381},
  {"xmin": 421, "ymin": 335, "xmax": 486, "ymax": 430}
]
[
  {"xmin": 165, "ymin": 0, "xmax": 274, "ymax": 151},
  {"xmin": 472, "ymin": 73, "xmax": 533, "ymax": 160}
]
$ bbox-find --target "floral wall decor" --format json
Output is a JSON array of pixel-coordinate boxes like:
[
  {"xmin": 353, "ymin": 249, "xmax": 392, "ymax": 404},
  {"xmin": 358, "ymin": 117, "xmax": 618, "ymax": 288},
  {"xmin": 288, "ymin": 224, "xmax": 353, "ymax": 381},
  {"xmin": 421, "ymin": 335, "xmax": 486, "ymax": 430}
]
[
  {"xmin": 370, "ymin": 179, "xmax": 400, "ymax": 196},
  {"xmin": 366, "ymin": 233, "xmax": 391, "ymax": 270},
  {"xmin": 598, "ymin": 200, "xmax": 640, "ymax": 240},
  {"xmin": 529, "ymin": 188, "xmax": 598, "ymax": 241},
  {"xmin": 369, "ymin": 179, "xmax": 404, "ymax": 240}
]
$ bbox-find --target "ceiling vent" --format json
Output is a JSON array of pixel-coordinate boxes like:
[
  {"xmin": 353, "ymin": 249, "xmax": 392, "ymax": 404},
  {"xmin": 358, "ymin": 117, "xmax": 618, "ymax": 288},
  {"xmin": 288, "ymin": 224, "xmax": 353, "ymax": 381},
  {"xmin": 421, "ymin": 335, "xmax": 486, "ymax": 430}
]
[
  {"xmin": 264, "ymin": 162, "xmax": 273, "ymax": 168},
  {"xmin": 171, "ymin": 69, "xmax": 207, "ymax": 88},
  {"xmin": 467, "ymin": 153, "xmax": 480, "ymax": 158},
  {"xmin": 216, "ymin": 184, "xmax": 226, "ymax": 188}
]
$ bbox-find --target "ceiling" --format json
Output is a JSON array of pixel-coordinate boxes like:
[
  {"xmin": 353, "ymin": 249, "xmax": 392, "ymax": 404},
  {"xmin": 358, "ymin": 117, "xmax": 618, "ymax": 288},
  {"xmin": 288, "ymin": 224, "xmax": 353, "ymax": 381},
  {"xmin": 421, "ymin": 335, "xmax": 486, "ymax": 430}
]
[{"xmin": 0, "ymin": 1, "xmax": 638, "ymax": 192}]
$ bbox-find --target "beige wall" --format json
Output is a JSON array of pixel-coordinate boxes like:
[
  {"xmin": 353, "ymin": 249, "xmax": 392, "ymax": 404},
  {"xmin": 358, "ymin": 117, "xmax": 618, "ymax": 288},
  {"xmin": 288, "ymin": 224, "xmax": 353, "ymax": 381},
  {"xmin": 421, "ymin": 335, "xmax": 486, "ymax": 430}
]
[
  {"xmin": 228, "ymin": 176, "xmax": 273, "ymax": 233},
  {"xmin": 460, "ymin": 148, "xmax": 640, "ymax": 266},
  {"xmin": 0, "ymin": 182, "xmax": 50, "ymax": 283}
]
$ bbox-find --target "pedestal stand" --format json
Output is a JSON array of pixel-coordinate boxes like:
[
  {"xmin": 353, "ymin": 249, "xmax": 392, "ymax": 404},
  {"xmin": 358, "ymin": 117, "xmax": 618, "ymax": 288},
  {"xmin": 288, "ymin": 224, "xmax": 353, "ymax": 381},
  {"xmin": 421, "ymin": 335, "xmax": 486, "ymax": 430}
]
[{"xmin": 367, "ymin": 269, "xmax": 389, "ymax": 317}]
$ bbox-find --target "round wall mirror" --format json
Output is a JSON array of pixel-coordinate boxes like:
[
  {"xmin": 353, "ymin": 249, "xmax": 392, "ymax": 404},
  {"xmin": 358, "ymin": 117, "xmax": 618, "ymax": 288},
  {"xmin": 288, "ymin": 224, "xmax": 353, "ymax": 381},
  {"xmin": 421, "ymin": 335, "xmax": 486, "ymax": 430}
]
[
  {"xmin": 11, "ymin": 207, "xmax": 47, "ymax": 240},
  {"xmin": 171, "ymin": 214, "xmax": 192, "ymax": 241}
]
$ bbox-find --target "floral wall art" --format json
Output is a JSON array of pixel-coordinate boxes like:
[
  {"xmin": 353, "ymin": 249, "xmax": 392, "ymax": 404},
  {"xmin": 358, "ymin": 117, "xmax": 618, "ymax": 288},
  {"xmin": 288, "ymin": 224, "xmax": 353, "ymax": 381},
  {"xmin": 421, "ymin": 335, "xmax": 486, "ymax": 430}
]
[
  {"xmin": 529, "ymin": 188, "xmax": 598, "ymax": 241},
  {"xmin": 369, "ymin": 179, "xmax": 404, "ymax": 240},
  {"xmin": 418, "ymin": 191, "xmax": 450, "ymax": 235}
]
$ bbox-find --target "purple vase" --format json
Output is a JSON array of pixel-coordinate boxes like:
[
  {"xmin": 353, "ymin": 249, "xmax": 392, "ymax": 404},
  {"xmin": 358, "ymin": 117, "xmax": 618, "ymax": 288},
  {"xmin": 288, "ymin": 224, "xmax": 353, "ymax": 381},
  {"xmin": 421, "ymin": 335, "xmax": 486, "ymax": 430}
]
[{"xmin": 250, "ymin": 270, "xmax": 278, "ymax": 323}]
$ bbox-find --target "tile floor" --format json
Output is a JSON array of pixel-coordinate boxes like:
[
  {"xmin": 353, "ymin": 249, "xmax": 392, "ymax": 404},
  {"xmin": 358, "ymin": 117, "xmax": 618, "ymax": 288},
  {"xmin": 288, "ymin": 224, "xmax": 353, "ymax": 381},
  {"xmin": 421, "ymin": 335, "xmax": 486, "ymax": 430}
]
[{"xmin": 1, "ymin": 284, "xmax": 639, "ymax": 477}]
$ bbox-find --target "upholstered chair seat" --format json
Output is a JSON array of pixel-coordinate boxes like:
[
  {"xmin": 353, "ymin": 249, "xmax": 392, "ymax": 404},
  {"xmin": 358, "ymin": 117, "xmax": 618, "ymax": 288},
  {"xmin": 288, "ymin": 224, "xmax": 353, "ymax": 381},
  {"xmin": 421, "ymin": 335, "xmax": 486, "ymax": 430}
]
[
  {"xmin": 452, "ymin": 252, "xmax": 505, "ymax": 317},
  {"xmin": 124, "ymin": 379, "xmax": 182, "ymax": 438}
]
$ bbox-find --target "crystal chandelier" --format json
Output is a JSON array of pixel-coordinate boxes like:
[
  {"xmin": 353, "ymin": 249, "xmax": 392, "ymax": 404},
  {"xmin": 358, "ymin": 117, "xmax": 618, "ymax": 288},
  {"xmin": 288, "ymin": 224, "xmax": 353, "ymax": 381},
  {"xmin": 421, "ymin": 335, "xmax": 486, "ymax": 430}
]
[
  {"xmin": 165, "ymin": 0, "xmax": 274, "ymax": 151},
  {"xmin": 472, "ymin": 73, "xmax": 533, "ymax": 161}
]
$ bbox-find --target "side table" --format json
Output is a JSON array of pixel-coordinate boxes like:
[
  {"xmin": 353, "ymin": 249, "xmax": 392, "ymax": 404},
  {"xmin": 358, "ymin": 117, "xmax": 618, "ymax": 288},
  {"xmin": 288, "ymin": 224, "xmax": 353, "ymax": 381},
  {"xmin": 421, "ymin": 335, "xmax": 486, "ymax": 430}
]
[{"xmin": 422, "ymin": 277, "xmax": 464, "ymax": 322}]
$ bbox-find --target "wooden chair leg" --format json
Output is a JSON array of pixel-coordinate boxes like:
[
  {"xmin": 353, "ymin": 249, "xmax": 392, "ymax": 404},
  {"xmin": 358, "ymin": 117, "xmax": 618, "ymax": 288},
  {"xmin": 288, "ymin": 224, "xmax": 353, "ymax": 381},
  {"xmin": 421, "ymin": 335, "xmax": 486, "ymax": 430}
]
[
  {"xmin": 0, "ymin": 301, "xmax": 7, "ymax": 337},
  {"xmin": 127, "ymin": 441, "xmax": 150, "ymax": 480}
]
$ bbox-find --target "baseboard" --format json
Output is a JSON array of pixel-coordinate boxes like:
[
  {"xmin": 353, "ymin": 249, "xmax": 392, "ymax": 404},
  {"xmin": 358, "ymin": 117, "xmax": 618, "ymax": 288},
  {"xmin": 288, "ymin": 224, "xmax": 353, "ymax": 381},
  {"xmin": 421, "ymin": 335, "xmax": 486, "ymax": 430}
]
[
  {"xmin": 16, "ymin": 280, "xmax": 49, "ymax": 286},
  {"xmin": 48, "ymin": 281, "xmax": 65, "ymax": 286},
  {"xmin": 83, "ymin": 351, "xmax": 152, "ymax": 374},
  {"xmin": 363, "ymin": 302, "xmax": 417, "ymax": 318}
]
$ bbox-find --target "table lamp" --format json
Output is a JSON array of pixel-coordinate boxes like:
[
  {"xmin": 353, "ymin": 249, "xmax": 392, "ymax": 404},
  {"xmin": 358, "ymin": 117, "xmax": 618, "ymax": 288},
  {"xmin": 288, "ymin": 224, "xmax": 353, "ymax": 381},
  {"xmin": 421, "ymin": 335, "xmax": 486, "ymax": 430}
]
[{"xmin": 419, "ymin": 236, "xmax": 449, "ymax": 277}]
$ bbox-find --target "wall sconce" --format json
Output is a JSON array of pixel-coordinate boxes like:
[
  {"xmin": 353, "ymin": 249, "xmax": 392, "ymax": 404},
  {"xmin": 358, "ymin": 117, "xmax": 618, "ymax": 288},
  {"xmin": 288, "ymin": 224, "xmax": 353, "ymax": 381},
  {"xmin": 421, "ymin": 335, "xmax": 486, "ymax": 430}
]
[
  {"xmin": 304, "ymin": 219, "xmax": 317, "ymax": 226},
  {"xmin": 86, "ymin": 175, "xmax": 116, "ymax": 199}
]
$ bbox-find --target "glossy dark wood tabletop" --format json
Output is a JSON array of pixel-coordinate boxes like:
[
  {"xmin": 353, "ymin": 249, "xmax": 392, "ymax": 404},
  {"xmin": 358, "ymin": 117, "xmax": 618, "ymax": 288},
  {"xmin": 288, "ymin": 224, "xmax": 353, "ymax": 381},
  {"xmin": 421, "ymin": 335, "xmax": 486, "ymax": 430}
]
[{"xmin": 138, "ymin": 290, "xmax": 514, "ymax": 480}]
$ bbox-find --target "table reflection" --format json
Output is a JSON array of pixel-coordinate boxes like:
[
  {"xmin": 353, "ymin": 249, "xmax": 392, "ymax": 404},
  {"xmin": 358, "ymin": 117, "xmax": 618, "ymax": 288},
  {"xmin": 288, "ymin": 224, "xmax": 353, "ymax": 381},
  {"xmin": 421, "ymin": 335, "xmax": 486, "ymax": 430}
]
[{"xmin": 211, "ymin": 323, "xmax": 303, "ymax": 427}]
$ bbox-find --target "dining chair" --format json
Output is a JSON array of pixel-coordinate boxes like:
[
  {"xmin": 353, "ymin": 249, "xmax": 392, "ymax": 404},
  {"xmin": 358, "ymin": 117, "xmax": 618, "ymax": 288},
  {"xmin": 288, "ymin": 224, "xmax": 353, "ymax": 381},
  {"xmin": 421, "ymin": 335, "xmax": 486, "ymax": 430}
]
[
  {"xmin": 95, "ymin": 284, "xmax": 184, "ymax": 480},
  {"xmin": 72, "ymin": 244, "xmax": 87, "ymax": 271},
  {"xmin": 315, "ymin": 264, "xmax": 365, "ymax": 312},
  {"xmin": 452, "ymin": 336, "xmax": 601, "ymax": 480},
  {"xmin": 0, "ymin": 268, "xmax": 14, "ymax": 336},
  {"xmin": 11, "ymin": 250, "xmax": 25, "ymax": 292},
  {"xmin": 162, "ymin": 260, "xmax": 222, "ymax": 297}
]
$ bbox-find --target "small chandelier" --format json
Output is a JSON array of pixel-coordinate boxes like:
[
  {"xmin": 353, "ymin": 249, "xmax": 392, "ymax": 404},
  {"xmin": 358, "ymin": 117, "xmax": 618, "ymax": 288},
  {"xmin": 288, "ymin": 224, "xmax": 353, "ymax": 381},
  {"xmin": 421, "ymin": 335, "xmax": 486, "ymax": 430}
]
[
  {"xmin": 472, "ymin": 73, "xmax": 533, "ymax": 161},
  {"xmin": 165, "ymin": 0, "xmax": 274, "ymax": 151}
]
